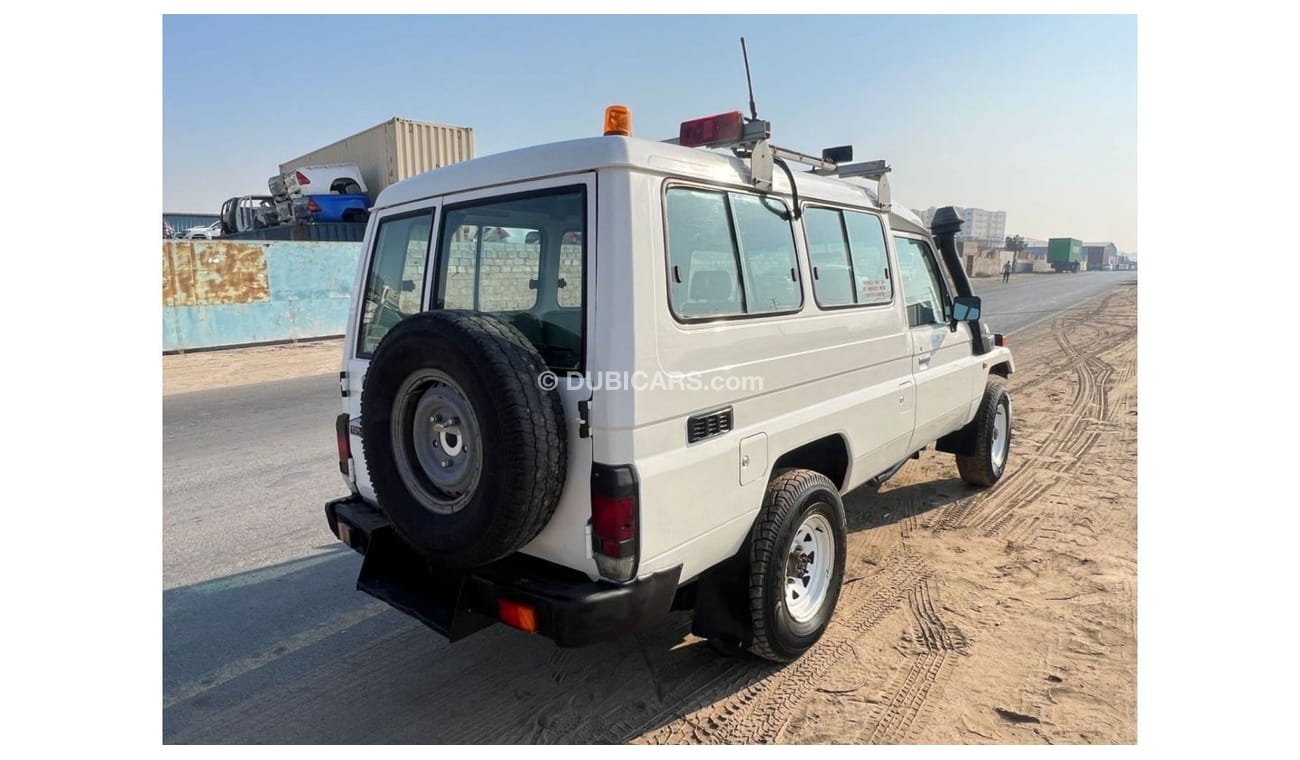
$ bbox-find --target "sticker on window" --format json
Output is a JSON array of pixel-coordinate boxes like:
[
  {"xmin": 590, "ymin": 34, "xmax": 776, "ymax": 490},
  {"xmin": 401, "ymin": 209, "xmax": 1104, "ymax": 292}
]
[{"xmin": 860, "ymin": 278, "xmax": 890, "ymax": 302}]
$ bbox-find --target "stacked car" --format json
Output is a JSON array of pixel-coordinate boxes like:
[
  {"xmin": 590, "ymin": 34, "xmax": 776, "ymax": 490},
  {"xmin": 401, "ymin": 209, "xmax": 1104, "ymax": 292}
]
[{"xmin": 268, "ymin": 163, "xmax": 371, "ymax": 225}]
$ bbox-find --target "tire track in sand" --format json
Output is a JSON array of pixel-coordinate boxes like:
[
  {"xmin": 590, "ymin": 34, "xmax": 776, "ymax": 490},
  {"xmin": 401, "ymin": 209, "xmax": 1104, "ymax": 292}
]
[{"xmin": 631, "ymin": 547, "xmax": 928, "ymax": 744}]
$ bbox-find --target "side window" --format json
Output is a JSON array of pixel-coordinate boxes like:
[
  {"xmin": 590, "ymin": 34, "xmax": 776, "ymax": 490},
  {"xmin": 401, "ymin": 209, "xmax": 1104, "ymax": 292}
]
[
  {"xmin": 893, "ymin": 237, "xmax": 949, "ymax": 327},
  {"xmin": 803, "ymin": 207, "xmax": 855, "ymax": 307},
  {"xmin": 666, "ymin": 188, "xmax": 744, "ymax": 319},
  {"xmin": 664, "ymin": 186, "xmax": 801, "ymax": 320},
  {"xmin": 844, "ymin": 211, "xmax": 892, "ymax": 305},
  {"xmin": 358, "ymin": 212, "xmax": 433, "ymax": 356},
  {"xmin": 803, "ymin": 206, "xmax": 893, "ymax": 307},
  {"xmin": 729, "ymin": 193, "xmax": 801, "ymax": 313}
]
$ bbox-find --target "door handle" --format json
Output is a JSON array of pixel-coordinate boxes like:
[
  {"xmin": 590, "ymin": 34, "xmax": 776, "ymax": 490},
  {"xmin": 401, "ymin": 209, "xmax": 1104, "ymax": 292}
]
[{"xmin": 917, "ymin": 353, "xmax": 932, "ymax": 369}]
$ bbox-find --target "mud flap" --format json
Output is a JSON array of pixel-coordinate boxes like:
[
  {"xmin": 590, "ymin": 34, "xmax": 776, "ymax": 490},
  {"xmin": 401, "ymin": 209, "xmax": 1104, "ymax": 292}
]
[
  {"xmin": 935, "ymin": 418, "xmax": 978, "ymax": 456},
  {"xmin": 356, "ymin": 527, "xmax": 496, "ymax": 642},
  {"xmin": 689, "ymin": 548, "xmax": 754, "ymax": 647}
]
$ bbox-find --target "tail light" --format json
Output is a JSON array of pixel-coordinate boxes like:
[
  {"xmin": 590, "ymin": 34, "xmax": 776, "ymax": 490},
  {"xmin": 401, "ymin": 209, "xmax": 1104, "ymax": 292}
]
[
  {"xmin": 294, "ymin": 170, "xmax": 311, "ymax": 186},
  {"xmin": 591, "ymin": 464, "xmax": 638, "ymax": 582},
  {"xmin": 307, "ymin": 197, "xmax": 321, "ymax": 214},
  {"xmin": 335, "ymin": 413, "xmax": 350, "ymax": 475}
]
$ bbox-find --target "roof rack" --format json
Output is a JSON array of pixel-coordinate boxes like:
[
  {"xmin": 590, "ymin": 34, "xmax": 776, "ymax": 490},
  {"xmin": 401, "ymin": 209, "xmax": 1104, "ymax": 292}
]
[{"xmin": 662, "ymin": 111, "xmax": 893, "ymax": 210}]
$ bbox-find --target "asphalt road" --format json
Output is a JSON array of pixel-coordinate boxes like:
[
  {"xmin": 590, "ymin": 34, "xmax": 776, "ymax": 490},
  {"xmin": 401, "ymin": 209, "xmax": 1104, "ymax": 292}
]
[{"xmin": 162, "ymin": 269, "xmax": 1135, "ymax": 743}]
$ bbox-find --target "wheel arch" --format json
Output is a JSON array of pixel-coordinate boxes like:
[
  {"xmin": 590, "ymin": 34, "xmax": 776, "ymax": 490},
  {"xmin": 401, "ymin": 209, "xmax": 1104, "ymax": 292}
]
[{"xmin": 769, "ymin": 434, "xmax": 851, "ymax": 491}]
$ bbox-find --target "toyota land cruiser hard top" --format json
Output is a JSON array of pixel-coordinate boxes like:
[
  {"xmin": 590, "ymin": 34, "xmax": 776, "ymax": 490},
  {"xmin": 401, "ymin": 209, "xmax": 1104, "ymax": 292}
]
[{"xmin": 326, "ymin": 105, "xmax": 1015, "ymax": 662}]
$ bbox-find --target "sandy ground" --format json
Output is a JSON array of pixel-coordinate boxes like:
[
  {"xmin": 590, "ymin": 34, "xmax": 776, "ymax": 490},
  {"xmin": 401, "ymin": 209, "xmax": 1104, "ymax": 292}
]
[
  {"xmin": 618, "ymin": 282, "xmax": 1138, "ymax": 745},
  {"xmin": 163, "ymin": 339, "xmax": 343, "ymax": 396},
  {"xmin": 163, "ymin": 284, "xmax": 1136, "ymax": 744}
]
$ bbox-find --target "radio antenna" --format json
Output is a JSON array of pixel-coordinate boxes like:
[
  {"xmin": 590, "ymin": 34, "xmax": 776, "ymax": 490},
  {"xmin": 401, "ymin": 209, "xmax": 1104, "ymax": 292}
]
[{"xmin": 741, "ymin": 37, "xmax": 758, "ymax": 120}]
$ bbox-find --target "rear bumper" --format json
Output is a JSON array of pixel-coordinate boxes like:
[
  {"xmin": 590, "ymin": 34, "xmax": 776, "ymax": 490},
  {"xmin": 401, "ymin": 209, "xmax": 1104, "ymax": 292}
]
[{"xmin": 325, "ymin": 497, "xmax": 681, "ymax": 647}]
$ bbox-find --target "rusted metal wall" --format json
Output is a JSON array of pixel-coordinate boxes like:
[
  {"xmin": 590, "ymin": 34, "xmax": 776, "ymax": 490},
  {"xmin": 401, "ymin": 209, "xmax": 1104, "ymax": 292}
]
[
  {"xmin": 162, "ymin": 240, "xmax": 362, "ymax": 351},
  {"xmin": 279, "ymin": 117, "xmax": 474, "ymax": 199},
  {"xmin": 163, "ymin": 241, "xmax": 271, "ymax": 306}
]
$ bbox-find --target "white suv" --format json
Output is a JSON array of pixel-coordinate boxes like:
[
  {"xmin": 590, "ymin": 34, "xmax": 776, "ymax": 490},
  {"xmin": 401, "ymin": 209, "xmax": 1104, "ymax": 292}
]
[{"xmin": 326, "ymin": 108, "xmax": 1015, "ymax": 661}]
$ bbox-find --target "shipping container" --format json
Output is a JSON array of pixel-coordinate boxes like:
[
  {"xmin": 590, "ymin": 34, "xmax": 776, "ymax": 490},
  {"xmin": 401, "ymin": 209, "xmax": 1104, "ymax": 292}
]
[
  {"xmin": 279, "ymin": 118, "xmax": 474, "ymax": 201},
  {"xmin": 1047, "ymin": 238, "xmax": 1084, "ymax": 273},
  {"xmin": 1084, "ymin": 245, "xmax": 1105, "ymax": 271},
  {"xmin": 1083, "ymin": 241, "xmax": 1118, "ymax": 271}
]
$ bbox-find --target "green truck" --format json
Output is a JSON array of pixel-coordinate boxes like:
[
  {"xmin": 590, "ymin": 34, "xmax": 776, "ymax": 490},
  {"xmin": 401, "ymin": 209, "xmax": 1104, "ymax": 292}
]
[{"xmin": 1048, "ymin": 237, "xmax": 1084, "ymax": 273}]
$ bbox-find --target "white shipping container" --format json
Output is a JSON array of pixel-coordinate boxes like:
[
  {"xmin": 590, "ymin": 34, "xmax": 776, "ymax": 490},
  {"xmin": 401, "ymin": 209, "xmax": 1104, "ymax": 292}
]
[{"xmin": 279, "ymin": 117, "xmax": 474, "ymax": 199}]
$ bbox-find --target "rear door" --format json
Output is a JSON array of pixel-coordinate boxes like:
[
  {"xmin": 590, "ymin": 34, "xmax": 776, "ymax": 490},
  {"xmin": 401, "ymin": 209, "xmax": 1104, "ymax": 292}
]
[
  {"xmin": 343, "ymin": 204, "xmax": 440, "ymax": 500},
  {"xmin": 893, "ymin": 234, "xmax": 975, "ymax": 449},
  {"xmin": 344, "ymin": 174, "xmax": 597, "ymax": 574},
  {"xmin": 430, "ymin": 175, "xmax": 596, "ymax": 570}
]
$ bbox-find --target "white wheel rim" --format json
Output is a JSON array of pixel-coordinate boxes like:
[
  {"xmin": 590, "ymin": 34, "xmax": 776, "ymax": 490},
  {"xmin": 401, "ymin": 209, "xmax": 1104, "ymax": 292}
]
[
  {"xmin": 992, "ymin": 402, "xmax": 1009, "ymax": 469},
  {"xmin": 785, "ymin": 511, "xmax": 835, "ymax": 623}
]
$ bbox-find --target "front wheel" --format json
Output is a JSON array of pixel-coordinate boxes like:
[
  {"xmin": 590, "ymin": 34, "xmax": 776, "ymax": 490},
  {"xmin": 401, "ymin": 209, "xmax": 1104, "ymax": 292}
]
[
  {"xmin": 746, "ymin": 469, "xmax": 848, "ymax": 662},
  {"xmin": 956, "ymin": 378, "xmax": 1012, "ymax": 487}
]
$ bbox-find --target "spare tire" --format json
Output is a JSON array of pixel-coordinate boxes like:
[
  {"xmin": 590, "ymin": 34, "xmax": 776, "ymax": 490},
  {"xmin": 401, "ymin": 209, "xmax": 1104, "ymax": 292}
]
[{"xmin": 360, "ymin": 310, "xmax": 567, "ymax": 568}]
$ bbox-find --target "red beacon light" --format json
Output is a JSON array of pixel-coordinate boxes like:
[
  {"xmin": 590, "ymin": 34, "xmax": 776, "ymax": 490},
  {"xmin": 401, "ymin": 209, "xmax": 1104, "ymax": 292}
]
[{"xmin": 678, "ymin": 111, "xmax": 745, "ymax": 148}]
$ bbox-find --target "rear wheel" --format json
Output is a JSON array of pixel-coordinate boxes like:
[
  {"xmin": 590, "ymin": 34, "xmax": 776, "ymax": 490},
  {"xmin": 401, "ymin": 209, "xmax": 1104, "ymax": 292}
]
[{"xmin": 746, "ymin": 469, "xmax": 847, "ymax": 662}]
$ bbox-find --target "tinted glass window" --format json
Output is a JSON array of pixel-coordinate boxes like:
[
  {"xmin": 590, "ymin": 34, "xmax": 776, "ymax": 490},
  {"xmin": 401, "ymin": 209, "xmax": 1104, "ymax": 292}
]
[
  {"xmin": 358, "ymin": 213, "xmax": 433, "ymax": 356},
  {"xmin": 436, "ymin": 187, "xmax": 586, "ymax": 370},
  {"xmin": 893, "ymin": 237, "xmax": 948, "ymax": 327}
]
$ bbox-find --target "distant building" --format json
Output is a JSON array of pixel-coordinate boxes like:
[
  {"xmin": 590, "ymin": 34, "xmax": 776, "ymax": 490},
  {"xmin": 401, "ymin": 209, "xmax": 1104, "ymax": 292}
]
[{"xmin": 914, "ymin": 206, "xmax": 1008, "ymax": 247}]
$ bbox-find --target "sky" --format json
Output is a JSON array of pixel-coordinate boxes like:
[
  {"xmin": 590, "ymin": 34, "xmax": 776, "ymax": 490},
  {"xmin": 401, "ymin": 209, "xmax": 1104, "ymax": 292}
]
[{"xmin": 163, "ymin": 14, "xmax": 1136, "ymax": 251}]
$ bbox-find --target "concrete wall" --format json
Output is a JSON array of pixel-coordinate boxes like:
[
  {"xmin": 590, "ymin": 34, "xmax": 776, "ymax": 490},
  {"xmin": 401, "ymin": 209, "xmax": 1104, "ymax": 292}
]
[
  {"xmin": 442, "ymin": 242, "xmax": 583, "ymax": 311},
  {"xmin": 163, "ymin": 240, "xmax": 362, "ymax": 351},
  {"xmin": 162, "ymin": 239, "xmax": 579, "ymax": 351},
  {"xmin": 962, "ymin": 241, "xmax": 1011, "ymax": 278}
]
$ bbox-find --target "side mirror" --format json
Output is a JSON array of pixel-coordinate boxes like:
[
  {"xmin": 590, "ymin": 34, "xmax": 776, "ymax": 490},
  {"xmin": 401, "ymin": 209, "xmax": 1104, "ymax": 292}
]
[{"xmin": 952, "ymin": 295, "xmax": 981, "ymax": 322}]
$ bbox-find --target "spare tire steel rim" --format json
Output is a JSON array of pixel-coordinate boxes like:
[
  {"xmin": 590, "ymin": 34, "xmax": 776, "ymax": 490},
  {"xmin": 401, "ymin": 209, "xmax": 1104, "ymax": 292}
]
[{"xmin": 391, "ymin": 369, "xmax": 483, "ymax": 515}]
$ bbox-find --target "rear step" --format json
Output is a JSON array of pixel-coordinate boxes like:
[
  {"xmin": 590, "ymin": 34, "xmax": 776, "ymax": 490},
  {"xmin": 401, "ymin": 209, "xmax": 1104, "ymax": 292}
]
[
  {"xmin": 325, "ymin": 497, "xmax": 682, "ymax": 647},
  {"xmin": 357, "ymin": 527, "xmax": 496, "ymax": 641},
  {"xmin": 330, "ymin": 498, "xmax": 495, "ymax": 640}
]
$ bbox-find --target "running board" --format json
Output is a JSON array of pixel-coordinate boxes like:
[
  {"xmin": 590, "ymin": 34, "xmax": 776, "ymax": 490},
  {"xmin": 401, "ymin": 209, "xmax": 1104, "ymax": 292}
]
[{"xmin": 867, "ymin": 449, "xmax": 924, "ymax": 488}]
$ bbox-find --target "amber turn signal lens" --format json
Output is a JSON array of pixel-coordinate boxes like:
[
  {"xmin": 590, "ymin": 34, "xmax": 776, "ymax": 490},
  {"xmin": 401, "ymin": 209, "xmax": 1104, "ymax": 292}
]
[
  {"xmin": 498, "ymin": 599, "xmax": 539, "ymax": 633},
  {"xmin": 604, "ymin": 105, "xmax": 632, "ymax": 136}
]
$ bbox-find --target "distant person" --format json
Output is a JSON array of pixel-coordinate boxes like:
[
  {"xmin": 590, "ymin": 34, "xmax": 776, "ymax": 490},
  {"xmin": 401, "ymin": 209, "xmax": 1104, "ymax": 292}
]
[{"xmin": 1002, "ymin": 261, "xmax": 1012, "ymax": 284}]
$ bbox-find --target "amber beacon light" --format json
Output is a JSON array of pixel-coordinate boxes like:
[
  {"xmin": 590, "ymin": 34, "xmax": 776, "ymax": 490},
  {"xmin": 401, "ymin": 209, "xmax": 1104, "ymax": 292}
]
[{"xmin": 603, "ymin": 105, "xmax": 632, "ymax": 136}]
